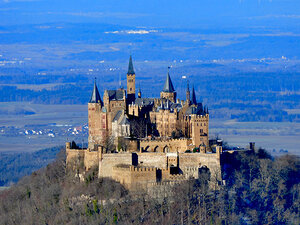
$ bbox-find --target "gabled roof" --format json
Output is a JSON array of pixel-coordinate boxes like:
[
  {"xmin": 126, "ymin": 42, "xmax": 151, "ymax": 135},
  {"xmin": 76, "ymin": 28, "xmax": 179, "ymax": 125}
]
[
  {"xmin": 185, "ymin": 103, "xmax": 205, "ymax": 116},
  {"xmin": 113, "ymin": 110, "xmax": 123, "ymax": 122},
  {"xmin": 162, "ymin": 69, "xmax": 175, "ymax": 93},
  {"xmin": 120, "ymin": 116, "xmax": 130, "ymax": 125},
  {"xmin": 127, "ymin": 55, "xmax": 135, "ymax": 75},
  {"xmin": 191, "ymin": 86, "xmax": 197, "ymax": 105},
  {"xmin": 89, "ymin": 80, "xmax": 103, "ymax": 105}
]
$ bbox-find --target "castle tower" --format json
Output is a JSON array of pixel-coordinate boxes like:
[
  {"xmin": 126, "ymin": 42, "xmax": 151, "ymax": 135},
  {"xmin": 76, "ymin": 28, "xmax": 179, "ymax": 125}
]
[
  {"xmin": 88, "ymin": 79, "xmax": 107, "ymax": 150},
  {"xmin": 186, "ymin": 80, "xmax": 190, "ymax": 105},
  {"xmin": 191, "ymin": 85, "xmax": 197, "ymax": 105},
  {"xmin": 127, "ymin": 55, "xmax": 136, "ymax": 104},
  {"xmin": 160, "ymin": 67, "xmax": 177, "ymax": 103}
]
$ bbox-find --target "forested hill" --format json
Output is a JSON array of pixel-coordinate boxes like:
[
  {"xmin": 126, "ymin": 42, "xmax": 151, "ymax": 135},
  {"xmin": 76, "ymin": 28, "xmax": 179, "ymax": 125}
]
[
  {"xmin": 0, "ymin": 149, "xmax": 299, "ymax": 224},
  {"xmin": 0, "ymin": 146, "xmax": 62, "ymax": 186}
]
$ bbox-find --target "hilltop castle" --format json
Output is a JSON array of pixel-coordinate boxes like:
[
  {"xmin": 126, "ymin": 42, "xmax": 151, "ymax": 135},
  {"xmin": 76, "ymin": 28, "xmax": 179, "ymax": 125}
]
[{"xmin": 66, "ymin": 56, "xmax": 225, "ymax": 191}]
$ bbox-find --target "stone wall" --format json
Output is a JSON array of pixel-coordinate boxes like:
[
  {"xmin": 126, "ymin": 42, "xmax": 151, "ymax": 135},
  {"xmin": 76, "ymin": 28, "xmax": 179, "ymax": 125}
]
[
  {"xmin": 179, "ymin": 153, "xmax": 221, "ymax": 181},
  {"xmin": 140, "ymin": 138, "xmax": 193, "ymax": 153},
  {"xmin": 99, "ymin": 153, "xmax": 133, "ymax": 178},
  {"xmin": 112, "ymin": 165, "xmax": 157, "ymax": 190},
  {"xmin": 84, "ymin": 150, "xmax": 99, "ymax": 171},
  {"xmin": 136, "ymin": 152, "xmax": 167, "ymax": 168}
]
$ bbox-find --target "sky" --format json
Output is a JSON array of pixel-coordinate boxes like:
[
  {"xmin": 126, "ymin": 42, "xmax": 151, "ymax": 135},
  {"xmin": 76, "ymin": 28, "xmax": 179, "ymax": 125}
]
[{"xmin": 1, "ymin": 0, "xmax": 300, "ymax": 29}]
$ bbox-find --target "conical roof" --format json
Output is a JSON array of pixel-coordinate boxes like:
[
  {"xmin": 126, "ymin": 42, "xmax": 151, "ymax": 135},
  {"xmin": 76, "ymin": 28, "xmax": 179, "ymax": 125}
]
[
  {"xmin": 89, "ymin": 79, "xmax": 103, "ymax": 105},
  {"xmin": 191, "ymin": 86, "xmax": 197, "ymax": 105},
  {"xmin": 186, "ymin": 80, "xmax": 190, "ymax": 92},
  {"xmin": 163, "ymin": 68, "xmax": 175, "ymax": 93},
  {"xmin": 127, "ymin": 55, "xmax": 135, "ymax": 75}
]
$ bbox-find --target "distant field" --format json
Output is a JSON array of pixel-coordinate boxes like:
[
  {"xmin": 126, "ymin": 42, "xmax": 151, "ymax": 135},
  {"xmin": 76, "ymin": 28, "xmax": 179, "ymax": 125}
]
[
  {"xmin": 0, "ymin": 102, "xmax": 87, "ymax": 153},
  {"xmin": 0, "ymin": 83, "xmax": 76, "ymax": 91},
  {"xmin": 210, "ymin": 120, "xmax": 300, "ymax": 155},
  {"xmin": 0, "ymin": 102, "xmax": 87, "ymax": 126}
]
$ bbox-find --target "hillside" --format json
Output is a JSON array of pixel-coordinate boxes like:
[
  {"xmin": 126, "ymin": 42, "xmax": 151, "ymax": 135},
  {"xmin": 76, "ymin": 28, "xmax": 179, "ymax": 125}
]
[{"xmin": 0, "ymin": 149, "xmax": 299, "ymax": 225}]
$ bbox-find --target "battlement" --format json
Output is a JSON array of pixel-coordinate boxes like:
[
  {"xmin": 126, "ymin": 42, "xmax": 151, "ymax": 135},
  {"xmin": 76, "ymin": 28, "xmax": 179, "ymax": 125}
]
[{"xmin": 129, "ymin": 166, "xmax": 156, "ymax": 172}]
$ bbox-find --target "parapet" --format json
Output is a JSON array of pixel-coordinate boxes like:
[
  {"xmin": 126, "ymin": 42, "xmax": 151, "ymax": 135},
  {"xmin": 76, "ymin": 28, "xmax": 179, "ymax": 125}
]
[{"xmin": 129, "ymin": 166, "xmax": 156, "ymax": 172}]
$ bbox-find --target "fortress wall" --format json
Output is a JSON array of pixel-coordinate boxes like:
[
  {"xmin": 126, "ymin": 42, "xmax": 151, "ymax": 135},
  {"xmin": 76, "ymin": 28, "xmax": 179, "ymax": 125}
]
[
  {"xmin": 179, "ymin": 153, "xmax": 221, "ymax": 180},
  {"xmin": 130, "ymin": 167, "xmax": 157, "ymax": 186},
  {"xmin": 99, "ymin": 153, "xmax": 132, "ymax": 178},
  {"xmin": 112, "ymin": 167, "xmax": 132, "ymax": 188},
  {"xmin": 66, "ymin": 148, "xmax": 86, "ymax": 165},
  {"xmin": 136, "ymin": 153, "xmax": 167, "ymax": 168},
  {"xmin": 112, "ymin": 166, "xmax": 157, "ymax": 190},
  {"xmin": 84, "ymin": 151, "xmax": 99, "ymax": 171}
]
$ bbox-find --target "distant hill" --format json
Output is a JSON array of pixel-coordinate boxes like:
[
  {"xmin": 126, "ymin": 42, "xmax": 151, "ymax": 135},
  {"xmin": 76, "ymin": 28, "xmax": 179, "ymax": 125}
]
[{"xmin": 0, "ymin": 146, "xmax": 62, "ymax": 186}]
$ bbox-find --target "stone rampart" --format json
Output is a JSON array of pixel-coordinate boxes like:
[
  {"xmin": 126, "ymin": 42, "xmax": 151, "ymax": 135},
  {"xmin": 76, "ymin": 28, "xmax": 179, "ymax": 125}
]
[
  {"xmin": 99, "ymin": 153, "xmax": 132, "ymax": 178},
  {"xmin": 84, "ymin": 150, "xmax": 99, "ymax": 171}
]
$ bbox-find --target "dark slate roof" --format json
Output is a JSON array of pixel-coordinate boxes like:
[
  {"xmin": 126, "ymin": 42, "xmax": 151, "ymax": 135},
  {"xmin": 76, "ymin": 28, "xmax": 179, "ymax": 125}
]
[
  {"xmin": 127, "ymin": 55, "xmax": 135, "ymax": 75},
  {"xmin": 134, "ymin": 98, "xmax": 154, "ymax": 107},
  {"xmin": 187, "ymin": 80, "xmax": 190, "ymax": 92},
  {"xmin": 157, "ymin": 99, "xmax": 182, "ymax": 112},
  {"xmin": 185, "ymin": 103, "xmax": 205, "ymax": 116},
  {"xmin": 120, "ymin": 116, "xmax": 130, "ymax": 125},
  {"xmin": 89, "ymin": 81, "xmax": 103, "ymax": 105},
  {"xmin": 113, "ymin": 110, "xmax": 123, "ymax": 122},
  {"xmin": 191, "ymin": 86, "xmax": 197, "ymax": 105},
  {"xmin": 107, "ymin": 89, "xmax": 124, "ymax": 101},
  {"xmin": 162, "ymin": 71, "xmax": 175, "ymax": 93}
]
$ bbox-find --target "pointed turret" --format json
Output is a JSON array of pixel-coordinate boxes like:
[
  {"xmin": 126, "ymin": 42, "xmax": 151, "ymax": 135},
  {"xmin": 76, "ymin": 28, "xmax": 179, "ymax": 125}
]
[
  {"xmin": 163, "ymin": 67, "xmax": 175, "ymax": 93},
  {"xmin": 186, "ymin": 80, "xmax": 190, "ymax": 105},
  {"xmin": 160, "ymin": 67, "xmax": 177, "ymax": 103},
  {"xmin": 127, "ymin": 55, "xmax": 136, "ymax": 104},
  {"xmin": 191, "ymin": 85, "xmax": 197, "ymax": 105},
  {"xmin": 127, "ymin": 55, "xmax": 135, "ymax": 75},
  {"xmin": 89, "ymin": 78, "xmax": 103, "ymax": 106}
]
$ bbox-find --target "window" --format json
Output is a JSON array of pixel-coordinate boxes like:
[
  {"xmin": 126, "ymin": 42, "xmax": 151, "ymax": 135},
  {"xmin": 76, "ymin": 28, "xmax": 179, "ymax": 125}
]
[{"xmin": 200, "ymin": 129, "xmax": 203, "ymax": 134}]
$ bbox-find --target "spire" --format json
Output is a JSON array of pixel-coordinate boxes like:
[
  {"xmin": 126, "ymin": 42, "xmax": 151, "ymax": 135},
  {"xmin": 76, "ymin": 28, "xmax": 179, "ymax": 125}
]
[
  {"xmin": 163, "ymin": 67, "xmax": 175, "ymax": 93},
  {"xmin": 89, "ymin": 78, "xmax": 103, "ymax": 105},
  {"xmin": 186, "ymin": 80, "xmax": 190, "ymax": 103},
  {"xmin": 187, "ymin": 80, "xmax": 190, "ymax": 92},
  {"xmin": 127, "ymin": 55, "xmax": 135, "ymax": 75},
  {"xmin": 191, "ymin": 85, "xmax": 197, "ymax": 105}
]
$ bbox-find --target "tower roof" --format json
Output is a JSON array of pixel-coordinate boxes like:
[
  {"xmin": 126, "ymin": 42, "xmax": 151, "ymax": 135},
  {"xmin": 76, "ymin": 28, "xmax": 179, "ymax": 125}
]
[
  {"xmin": 89, "ymin": 79, "xmax": 103, "ymax": 105},
  {"xmin": 191, "ymin": 85, "xmax": 197, "ymax": 105},
  {"xmin": 162, "ymin": 68, "xmax": 175, "ymax": 93},
  {"xmin": 127, "ymin": 55, "xmax": 135, "ymax": 75}
]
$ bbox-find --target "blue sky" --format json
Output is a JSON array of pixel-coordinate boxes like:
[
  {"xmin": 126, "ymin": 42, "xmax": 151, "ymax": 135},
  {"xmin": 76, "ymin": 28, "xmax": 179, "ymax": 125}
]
[{"xmin": 1, "ymin": 0, "xmax": 300, "ymax": 28}]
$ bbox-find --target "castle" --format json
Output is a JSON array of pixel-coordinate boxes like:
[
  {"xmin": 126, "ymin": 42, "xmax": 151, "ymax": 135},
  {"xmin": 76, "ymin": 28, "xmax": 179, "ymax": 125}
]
[{"xmin": 66, "ymin": 56, "xmax": 225, "ymax": 191}]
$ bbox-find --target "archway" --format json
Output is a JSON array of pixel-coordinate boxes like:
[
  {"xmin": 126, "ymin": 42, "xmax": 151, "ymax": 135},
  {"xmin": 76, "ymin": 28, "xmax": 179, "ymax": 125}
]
[
  {"xmin": 144, "ymin": 146, "xmax": 150, "ymax": 152},
  {"xmin": 154, "ymin": 146, "xmax": 160, "ymax": 152},
  {"xmin": 198, "ymin": 166, "xmax": 211, "ymax": 181},
  {"xmin": 163, "ymin": 146, "xmax": 170, "ymax": 153}
]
